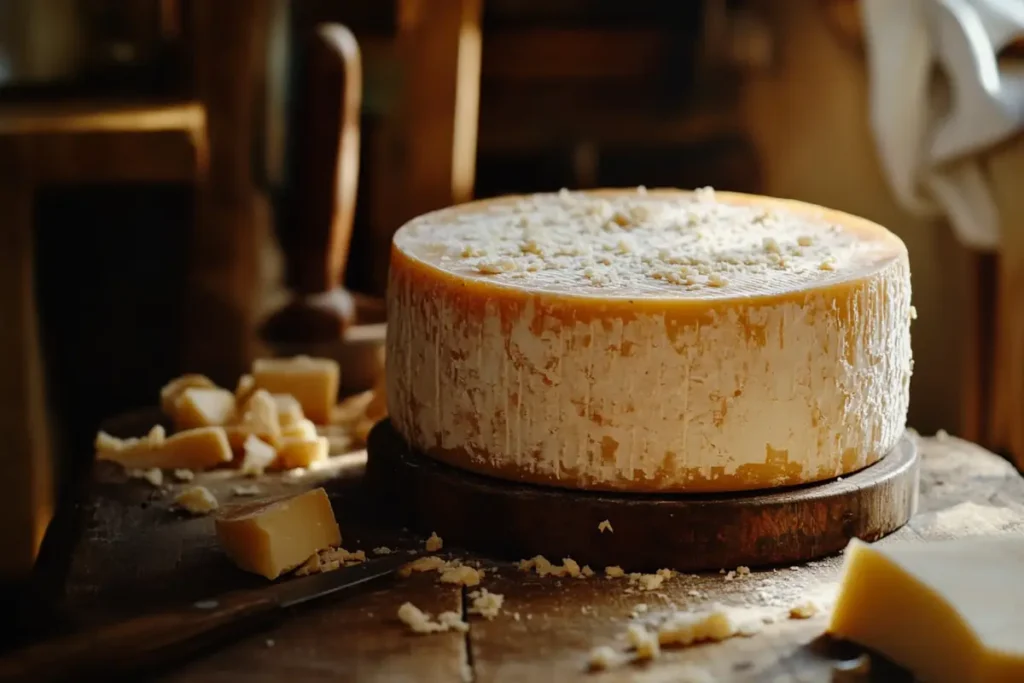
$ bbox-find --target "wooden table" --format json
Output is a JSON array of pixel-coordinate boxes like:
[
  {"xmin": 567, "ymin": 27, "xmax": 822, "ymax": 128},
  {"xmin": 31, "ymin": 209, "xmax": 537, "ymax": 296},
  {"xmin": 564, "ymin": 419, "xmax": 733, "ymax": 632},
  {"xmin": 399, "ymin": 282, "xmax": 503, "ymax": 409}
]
[{"xmin": 46, "ymin": 432, "xmax": 1024, "ymax": 682}]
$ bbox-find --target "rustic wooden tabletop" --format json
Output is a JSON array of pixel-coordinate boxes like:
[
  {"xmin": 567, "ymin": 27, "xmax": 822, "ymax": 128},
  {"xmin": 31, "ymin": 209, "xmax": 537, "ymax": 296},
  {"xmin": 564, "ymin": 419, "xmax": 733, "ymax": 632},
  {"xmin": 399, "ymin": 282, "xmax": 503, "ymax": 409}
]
[{"xmin": 51, "ymin": 432, "xmax": 1024, "ymax": 682}]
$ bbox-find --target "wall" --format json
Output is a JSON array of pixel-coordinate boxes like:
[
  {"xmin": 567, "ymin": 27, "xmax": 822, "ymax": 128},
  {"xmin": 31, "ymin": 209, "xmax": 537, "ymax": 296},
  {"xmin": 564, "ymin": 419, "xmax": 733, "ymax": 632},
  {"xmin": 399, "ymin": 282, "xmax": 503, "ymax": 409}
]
[{"xmin": 741, "ymin": 0, "xmax": 973, "ymax": 434}]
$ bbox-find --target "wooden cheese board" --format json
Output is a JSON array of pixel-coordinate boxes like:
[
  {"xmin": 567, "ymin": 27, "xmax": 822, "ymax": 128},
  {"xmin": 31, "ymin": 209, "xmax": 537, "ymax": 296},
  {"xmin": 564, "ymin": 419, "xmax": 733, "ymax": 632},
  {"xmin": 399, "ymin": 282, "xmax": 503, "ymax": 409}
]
[{"xmin": 366, "ymin": 419, "xmax": 920, "ymax": 571}]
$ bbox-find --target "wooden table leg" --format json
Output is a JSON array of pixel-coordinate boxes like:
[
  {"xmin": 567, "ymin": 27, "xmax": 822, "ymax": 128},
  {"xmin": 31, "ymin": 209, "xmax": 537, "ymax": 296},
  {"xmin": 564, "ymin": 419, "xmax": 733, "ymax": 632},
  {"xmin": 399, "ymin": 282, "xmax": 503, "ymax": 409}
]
[{"xmin": 0, "ymin": 144, "xmax": 53, "ymax": 579}]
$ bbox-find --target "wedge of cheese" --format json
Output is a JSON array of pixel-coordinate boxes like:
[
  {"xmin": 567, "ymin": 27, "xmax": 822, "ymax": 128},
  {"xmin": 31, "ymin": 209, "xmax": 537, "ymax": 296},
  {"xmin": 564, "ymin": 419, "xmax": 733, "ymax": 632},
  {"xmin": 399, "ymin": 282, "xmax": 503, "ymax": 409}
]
[
  {"xmin": 829, "ymin": 537, "xmax": 1024, "ymax": 682},
  {"xmin": 252, "ymin": 356, "xmax": 340, "ymax": 425},
  {"xmin": 386, "ymin": 188, "xmax": 913, "ymax": 492},
  {"xmin": 215, "ymin": 487, "xmax": 341, "ymax": 580}
]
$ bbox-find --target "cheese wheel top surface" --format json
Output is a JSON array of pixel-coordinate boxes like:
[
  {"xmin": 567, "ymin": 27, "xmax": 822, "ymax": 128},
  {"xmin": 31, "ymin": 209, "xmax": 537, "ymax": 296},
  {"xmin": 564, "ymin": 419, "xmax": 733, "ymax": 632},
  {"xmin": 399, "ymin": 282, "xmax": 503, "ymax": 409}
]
[{"xmin": 392, "ymin": 187, "xmax": 906, "ymax": 302}]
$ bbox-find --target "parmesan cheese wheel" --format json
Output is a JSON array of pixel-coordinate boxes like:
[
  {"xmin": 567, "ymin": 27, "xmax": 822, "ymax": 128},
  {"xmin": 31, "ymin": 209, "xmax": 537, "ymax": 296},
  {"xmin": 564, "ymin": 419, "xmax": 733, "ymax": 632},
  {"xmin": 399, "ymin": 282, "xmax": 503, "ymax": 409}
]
[{"xmin": 386, "ymin": 188, "xmax": 913, "ymax": 493}]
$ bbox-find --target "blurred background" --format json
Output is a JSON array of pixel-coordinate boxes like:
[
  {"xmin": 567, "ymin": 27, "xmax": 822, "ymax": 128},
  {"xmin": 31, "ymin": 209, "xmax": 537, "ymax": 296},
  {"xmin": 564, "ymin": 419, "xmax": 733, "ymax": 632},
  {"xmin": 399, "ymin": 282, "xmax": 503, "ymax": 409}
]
[{"xmin": 1, "ymin": 0, "xmax": 1022, "ymax": 582}]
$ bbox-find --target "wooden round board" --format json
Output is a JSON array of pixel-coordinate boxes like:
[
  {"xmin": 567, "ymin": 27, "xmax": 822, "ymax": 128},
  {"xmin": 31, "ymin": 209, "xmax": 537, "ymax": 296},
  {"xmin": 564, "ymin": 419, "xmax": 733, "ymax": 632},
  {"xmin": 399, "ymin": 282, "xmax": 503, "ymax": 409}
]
[{"xmin": 366, "ymin": 419, "xmax": 920, "ymax": 571}]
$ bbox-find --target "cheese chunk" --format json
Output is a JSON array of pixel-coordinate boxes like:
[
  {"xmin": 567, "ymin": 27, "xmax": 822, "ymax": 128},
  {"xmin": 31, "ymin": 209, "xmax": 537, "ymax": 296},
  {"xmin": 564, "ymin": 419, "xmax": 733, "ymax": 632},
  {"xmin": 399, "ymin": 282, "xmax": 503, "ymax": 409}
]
[
  {"xmin": 240, "ymin": 434, "xmax": 277, "ymax": 475},
  {"xmin": 276, "ymin": 436, "xmax": 329, "ymax": 470},
  {"xmin": 829, "ymin": 537, "xmax": 1024, "ymax": 683},
  {"xmin": 282, "ymin": 418, "xmax": 318, "ymax": 441},
  {"xmin": 173, "ymin": 387, "xmax": 236, "ymax": 430},
  {"xmin": 386, "ymin": 188, "xmax": 913, "ymax": 492},
  {"xmin": 252, "ymin": 356, "xmax": 340, "ymax": 424},
  {"xmin": 215, "ymin": 487, "xmax": 341, "ymax": 580},
  {"xmin": 160, "ymin": 374, "xmax": 215, "ymax": 417},
  {"xmin": 174, "ymin": 485, "xmax": 219, "ymax": 515},
  {"xmin": 272, "ymin": 394, "xmax": 305, "ymax": 427},
  {"xmin": 97, "ymin": 426, "xmax": 232, "ymax": 470}
]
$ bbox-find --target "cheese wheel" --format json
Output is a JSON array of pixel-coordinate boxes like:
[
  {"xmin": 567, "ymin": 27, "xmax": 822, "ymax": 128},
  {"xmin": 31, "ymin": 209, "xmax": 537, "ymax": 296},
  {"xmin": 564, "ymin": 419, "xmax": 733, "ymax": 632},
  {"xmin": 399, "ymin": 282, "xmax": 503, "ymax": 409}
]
[{"xmin": 386, "ymin": 188, "xmax": 913, "ymax": 493}]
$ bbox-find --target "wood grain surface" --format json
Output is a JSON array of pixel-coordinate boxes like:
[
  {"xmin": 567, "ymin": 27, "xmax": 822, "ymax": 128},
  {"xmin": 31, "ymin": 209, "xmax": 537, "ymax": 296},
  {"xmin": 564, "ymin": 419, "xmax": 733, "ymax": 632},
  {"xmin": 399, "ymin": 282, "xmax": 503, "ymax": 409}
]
[
  {"xmin": 366, "ymin": 420, "xmax": 920, "ymax": 572},
  {"xmin": 42, "ymin": 430, "xmax": 1024, "ymax": 682}
]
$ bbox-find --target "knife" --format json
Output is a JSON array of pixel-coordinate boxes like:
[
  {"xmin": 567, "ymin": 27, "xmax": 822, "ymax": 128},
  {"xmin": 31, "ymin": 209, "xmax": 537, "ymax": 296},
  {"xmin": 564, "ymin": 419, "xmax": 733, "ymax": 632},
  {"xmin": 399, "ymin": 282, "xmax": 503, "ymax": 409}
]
[{"xmin": 0, "ymin": 552, "xmax": 417, "ymax": 683}]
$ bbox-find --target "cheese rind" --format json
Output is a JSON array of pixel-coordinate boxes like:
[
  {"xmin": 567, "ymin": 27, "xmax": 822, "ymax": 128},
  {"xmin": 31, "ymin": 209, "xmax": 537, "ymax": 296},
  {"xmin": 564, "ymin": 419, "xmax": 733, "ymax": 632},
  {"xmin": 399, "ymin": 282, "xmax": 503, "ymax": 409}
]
[
  {"xmin": 386, "ymin": 189, "xmax": 913, "ymax": 492},
  {"xmin": 829, "ymin": 537, "xmax": 1024, "ymax": 683},
  {"xmin": 215, "ymin": 487, "xmax": 341, "ymax": 580},
  {"xmin": 252, "ymin": 356, "xmax": 340, "ymax": 424}
]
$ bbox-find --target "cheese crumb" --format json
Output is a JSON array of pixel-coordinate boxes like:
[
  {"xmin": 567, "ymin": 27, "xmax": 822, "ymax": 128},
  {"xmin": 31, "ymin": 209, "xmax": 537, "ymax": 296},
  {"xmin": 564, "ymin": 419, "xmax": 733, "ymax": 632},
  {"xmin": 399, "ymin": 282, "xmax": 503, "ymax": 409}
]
[
  {"xmin": 724, "ymin": 570, "xmax": 736, "ymax": 581},
  {"xmin": 399, "ymin": 555, "xmax": 445, "ymax": 577},
  {"xmin": 657, "ymin": 605, "xmax": 737, "ymax": 646},
  {"xmin": 468, "ymin": 588, "xmax": 505, "ymax": 620},
  {"xmin": 174, "ymin": 485, "xmax": 218, "ymax": 515},
  {"xmin": 910, "ymin": 304, "xmax": 918, "ymax": 320},
  {"xmin": 581, "ymin": 565, "xmax": 595, "ymax": 578},
  {"xmin": 587, "ymin": 645, "xmax": 621, "ymax": 671},
  {"xmin": 232, "ymin": 484, "xmax": 262, "ymax": 497},
  {"xmin": 626, "ymin": 624, "xmax": 660, "ymax": 660},
  {"xmin": 129, "ymin": 467, "xmax": 164, "ymax": 487},
  {"xmin": 373, "ymin": 546, "xmax": 394, "ymax": 555},
  {"xmin": 605, "ymin": 566, "xmax": 626, "ymax": 578},
  {"xmin": 425, "ymin": 532, "xmax": 444, "ymax": 552},
  {"xmin": 597, "ymin": 519, "xmax": 613, "ymax": 533},
  {"xmin": 736, "ymin": 565, "xmax": 751, "ymax": 576},
  {"xmin": 627, "ymin": 573, "xmax": 666, "ymax": 591},
  {"xmin": 518, "ymin": 555, "xmax": 583, "ymax": 578},
  {"xmin": 439, "ymin": 565, "xmax": 484, "ymax": 587},
  {"xmin": 397, "ymin": 602, "xmax": 467, "ymax": 634},
  {"xmin": 789, "ymin": 600, "xmax": 820, "ymax": 619},
  {"xmin": 173, "ymin": 468, "xmax": 194, "ymax": 482}
]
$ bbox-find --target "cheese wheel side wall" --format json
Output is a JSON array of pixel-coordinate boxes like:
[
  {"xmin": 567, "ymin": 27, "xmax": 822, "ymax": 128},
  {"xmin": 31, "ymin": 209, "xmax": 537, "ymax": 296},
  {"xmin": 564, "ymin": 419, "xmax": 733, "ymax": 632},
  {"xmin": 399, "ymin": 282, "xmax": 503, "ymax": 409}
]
[{"xmin": 385, "ymin": 192, "xmax": 913, "ymax": 493}]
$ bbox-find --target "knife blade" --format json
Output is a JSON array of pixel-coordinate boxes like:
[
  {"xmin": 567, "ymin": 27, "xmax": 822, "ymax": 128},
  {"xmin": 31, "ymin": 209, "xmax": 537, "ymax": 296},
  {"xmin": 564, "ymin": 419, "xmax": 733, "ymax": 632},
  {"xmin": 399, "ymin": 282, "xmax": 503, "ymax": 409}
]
[{"xmin": 0, "ymin": 551, "xmax": 420, "ymax": 683}]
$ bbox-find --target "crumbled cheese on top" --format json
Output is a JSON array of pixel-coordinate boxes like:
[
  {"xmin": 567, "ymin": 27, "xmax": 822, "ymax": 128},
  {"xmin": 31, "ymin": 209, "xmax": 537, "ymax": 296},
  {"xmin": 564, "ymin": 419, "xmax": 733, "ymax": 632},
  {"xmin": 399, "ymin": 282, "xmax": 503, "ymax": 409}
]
[
  {"xmin": 597, "ymin": 519, "xmax": 613, "ymax": 533},
  {"xmin": 400, "ymin": 188, "xmax": 889, "ymax": 297}
]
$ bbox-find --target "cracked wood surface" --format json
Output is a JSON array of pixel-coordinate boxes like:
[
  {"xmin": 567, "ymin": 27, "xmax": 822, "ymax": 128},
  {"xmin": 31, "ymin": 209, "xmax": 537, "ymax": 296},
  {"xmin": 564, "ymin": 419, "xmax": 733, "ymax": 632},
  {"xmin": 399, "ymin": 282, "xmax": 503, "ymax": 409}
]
[{"xmin": 57, "ymin": 433, "xmax": 1024, "ymax": 682}]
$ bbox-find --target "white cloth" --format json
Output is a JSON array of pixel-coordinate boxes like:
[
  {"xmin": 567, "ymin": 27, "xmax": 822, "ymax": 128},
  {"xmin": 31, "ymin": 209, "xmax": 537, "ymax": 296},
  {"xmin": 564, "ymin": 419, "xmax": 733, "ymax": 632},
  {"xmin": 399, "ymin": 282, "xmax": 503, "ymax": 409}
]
[{"xmin": 861, "ymin": 0, "xmax": 1024, "ymax": 250}]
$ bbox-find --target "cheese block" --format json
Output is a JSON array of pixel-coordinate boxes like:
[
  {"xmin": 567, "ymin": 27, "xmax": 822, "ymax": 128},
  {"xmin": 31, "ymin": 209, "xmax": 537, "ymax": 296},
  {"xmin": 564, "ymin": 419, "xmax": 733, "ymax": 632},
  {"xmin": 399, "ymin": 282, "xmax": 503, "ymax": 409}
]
[
  {"xmin": 829, "ymin": 537, "xmax": 1024, "ymax": 682},
  {"xmin": 386, "ymin": 188, "xmax": 913, "ymax": 492},
  {"xmin": 252, "ymin": 356, "xmax": 340, "ymax": 424},
  {"xmin": 172, "ymin": 387, "xmax": 236, "ymax": 430},
  {"xmin": 215, "ymin": 487, "xmax": 341, "ymax": 580},
  {"xmin": 96, "ymin": 425, "xmax": 232, "ymax": 470}
]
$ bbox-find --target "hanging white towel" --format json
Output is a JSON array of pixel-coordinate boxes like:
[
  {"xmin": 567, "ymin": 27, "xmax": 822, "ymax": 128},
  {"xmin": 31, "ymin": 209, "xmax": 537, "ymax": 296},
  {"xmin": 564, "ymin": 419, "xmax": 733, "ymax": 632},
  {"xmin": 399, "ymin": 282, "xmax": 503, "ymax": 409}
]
[{"xmin": 861, "ymin": 0, "xmax": 1024, "ymax": 250}]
